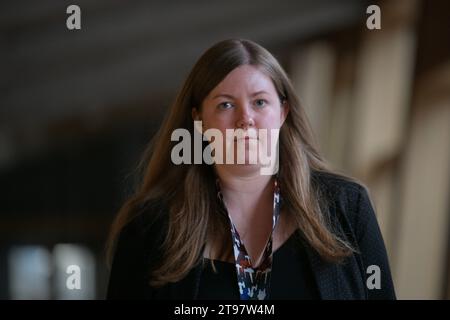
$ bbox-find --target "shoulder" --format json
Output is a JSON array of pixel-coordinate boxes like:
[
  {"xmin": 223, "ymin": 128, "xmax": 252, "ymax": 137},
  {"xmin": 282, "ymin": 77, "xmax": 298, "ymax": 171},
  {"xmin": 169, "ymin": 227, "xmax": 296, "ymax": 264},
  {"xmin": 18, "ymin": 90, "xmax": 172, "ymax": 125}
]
[
  {"xmin": 310, "ymin": 171, "xmax": 396, "ymax": 299},
  {"xmin": 311, "ymin": 170, "xmax": 375, "ymax": 238},
  {"xmin": 311, "ymin": 170, "xmax": 369, "ymax": 205},
  {"xmin": 107, "ymin": 199, "xmax": 169, "ymax": 299},
  {"xmin": 120, "ymin": 198, "xmax": 169, "ymax": 246},
  {"xmin": 111, "ymin": 198, "xmax": 169, "ymax": 265}
]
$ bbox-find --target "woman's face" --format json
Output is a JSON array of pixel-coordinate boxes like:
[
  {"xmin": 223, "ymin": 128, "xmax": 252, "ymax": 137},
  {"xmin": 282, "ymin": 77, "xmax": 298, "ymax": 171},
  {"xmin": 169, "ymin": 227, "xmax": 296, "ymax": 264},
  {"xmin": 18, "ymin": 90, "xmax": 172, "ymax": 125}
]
[{"xmin": 192, "ymin": 65, "xmax": 289, "ymax": 167}]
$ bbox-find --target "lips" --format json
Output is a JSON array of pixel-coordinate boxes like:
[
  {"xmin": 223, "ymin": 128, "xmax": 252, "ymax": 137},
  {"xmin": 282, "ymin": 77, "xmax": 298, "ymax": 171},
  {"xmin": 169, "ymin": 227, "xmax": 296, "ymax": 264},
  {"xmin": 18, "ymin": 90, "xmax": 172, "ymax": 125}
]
[{"xmin": 235, "ymin": 136, "xmax": 258, "ymax": 141}]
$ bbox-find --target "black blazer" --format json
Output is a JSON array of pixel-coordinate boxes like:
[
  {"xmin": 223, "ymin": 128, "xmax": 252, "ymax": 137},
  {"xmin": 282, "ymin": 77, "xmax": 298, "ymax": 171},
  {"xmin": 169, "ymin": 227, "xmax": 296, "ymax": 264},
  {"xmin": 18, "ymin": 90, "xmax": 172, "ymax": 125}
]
[{"xmin": 107, "ymin": 171, "xmax": 396, "ymax": 300}]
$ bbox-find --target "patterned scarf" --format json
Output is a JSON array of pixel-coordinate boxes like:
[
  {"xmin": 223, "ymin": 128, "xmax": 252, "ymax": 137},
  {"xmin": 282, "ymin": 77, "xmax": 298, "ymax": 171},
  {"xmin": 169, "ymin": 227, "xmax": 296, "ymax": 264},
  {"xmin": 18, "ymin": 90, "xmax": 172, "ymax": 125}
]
[{"xmin": 216, "ymin": 176, "xmax": 281, "ymax": 300}]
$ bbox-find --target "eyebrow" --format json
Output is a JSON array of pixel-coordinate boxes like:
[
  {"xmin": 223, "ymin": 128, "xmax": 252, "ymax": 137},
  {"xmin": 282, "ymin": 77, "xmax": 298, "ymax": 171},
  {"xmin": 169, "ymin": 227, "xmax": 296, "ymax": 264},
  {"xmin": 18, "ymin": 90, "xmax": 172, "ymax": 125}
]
[{"xmin": 211, "ymin": 90, "xmax": 269, "ymax": 100}]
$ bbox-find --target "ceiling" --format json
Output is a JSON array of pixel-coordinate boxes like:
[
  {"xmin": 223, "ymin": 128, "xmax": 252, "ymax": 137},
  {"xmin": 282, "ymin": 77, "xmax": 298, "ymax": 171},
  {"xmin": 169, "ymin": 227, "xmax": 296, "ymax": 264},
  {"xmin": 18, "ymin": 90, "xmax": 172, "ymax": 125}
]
[{"xmin": 0, "ymin": 0, "xmax": 365, "ymax": 168}]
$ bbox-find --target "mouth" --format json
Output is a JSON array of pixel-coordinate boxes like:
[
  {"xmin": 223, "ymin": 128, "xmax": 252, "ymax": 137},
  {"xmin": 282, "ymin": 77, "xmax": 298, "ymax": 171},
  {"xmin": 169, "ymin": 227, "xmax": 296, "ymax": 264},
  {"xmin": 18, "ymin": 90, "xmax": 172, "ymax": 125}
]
[{"xmin": 234, "ymin": 136, "xmax": 258, "ymax": 141}]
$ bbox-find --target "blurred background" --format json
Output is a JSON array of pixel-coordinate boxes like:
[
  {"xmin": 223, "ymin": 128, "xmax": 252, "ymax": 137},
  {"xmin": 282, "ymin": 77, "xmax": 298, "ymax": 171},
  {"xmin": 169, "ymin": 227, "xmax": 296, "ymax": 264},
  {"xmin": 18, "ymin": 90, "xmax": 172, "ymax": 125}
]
[{"xmin": 0, "ymin": 0, "xmax": 449, "ymax": 299}]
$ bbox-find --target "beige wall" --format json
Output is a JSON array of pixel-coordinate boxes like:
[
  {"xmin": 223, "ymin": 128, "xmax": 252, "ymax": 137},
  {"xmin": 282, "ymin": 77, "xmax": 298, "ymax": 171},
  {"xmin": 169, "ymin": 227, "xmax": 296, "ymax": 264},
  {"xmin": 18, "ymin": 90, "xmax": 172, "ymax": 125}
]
[{"xmin": 288, "ymin": 0, "xmax": 450, "ymax": 299}]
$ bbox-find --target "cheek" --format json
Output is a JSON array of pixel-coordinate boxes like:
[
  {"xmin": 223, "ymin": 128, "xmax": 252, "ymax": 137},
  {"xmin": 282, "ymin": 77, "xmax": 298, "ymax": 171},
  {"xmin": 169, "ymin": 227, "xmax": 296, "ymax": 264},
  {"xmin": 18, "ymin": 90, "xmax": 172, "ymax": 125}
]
[
  {"xmin": 203, "ymin": 117, "xmax": 226, "ymax": 131},
  {"xmin": 202, "ymin": 111, "xmax": 233, "ymax": 130},
  {"xmin": 260, "ymin": 111, "xmax": 283, "ymax": 129},
  {"xmin": 199, "ymin": 109, "xmax": 214, "ymax": 128}
]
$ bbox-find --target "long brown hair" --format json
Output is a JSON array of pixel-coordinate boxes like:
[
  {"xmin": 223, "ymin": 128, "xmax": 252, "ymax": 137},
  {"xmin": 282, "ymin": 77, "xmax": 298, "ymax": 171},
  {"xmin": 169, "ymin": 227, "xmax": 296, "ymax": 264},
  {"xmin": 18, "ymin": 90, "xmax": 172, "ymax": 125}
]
[{"xmin": 107, "ymin": 39, "xmax": 355, "ymax": 287}]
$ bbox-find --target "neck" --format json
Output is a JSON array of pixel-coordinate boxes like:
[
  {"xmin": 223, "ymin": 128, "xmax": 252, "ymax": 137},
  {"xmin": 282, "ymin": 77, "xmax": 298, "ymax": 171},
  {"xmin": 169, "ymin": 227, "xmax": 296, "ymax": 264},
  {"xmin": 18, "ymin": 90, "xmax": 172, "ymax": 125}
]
[{"xmin": 214, "ymin": 165, "xmax": 274, "ymax": 213}]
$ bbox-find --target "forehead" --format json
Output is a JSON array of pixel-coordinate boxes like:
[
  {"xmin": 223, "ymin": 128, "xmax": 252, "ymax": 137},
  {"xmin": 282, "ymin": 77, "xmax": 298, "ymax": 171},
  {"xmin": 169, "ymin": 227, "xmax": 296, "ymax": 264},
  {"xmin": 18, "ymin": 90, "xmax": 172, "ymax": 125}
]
[{"xmin": 208, "ymin": 65, "xmax": 277, "ymax": 96}]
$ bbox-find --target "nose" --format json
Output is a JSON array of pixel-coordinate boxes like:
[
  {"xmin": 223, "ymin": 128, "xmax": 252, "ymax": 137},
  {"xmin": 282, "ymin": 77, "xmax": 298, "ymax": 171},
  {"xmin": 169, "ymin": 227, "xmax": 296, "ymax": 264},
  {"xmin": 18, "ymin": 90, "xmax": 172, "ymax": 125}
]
[{"xmin": 235, "ymin": 105, "xmax": 255, "ymax": 129}]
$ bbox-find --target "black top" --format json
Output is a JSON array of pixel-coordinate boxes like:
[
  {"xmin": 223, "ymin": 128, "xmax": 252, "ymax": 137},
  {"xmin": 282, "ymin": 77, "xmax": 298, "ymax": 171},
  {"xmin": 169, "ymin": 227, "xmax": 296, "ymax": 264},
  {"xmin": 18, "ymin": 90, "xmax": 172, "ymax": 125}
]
[
  {"xmin": 107, "ymin": 171, "xmax": 396, "ymax": 299},
  {"xmin": 197, "ymin": 231, "xmax": 320, "ymax": 300}
]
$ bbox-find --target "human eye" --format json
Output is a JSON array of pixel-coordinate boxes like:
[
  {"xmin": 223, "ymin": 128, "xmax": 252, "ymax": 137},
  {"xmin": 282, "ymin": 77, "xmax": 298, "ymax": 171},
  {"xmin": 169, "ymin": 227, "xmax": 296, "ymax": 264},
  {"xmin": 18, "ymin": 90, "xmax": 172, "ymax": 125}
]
[
  {"xmin": 254, "ymin": 99, "xmax": 268, "ymax": 108},
  {"xmin": 218, "ymin": 101, "xmax": 234, "ymax": 110}
]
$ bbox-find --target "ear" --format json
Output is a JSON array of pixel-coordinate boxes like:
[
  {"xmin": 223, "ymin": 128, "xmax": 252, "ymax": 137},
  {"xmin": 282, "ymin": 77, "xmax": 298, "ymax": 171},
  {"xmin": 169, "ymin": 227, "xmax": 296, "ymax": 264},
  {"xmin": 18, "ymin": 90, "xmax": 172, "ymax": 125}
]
[
  {"xmin": 280, "ymin": 101, "xmax": 290, "ymax": 126},
  {"xmin": 192, "ymin": 107, "xmax": 203, "ymax": 134},
  {"xmin": 192, "ymin": 107, "xmax": 201, "ymax": 121}
]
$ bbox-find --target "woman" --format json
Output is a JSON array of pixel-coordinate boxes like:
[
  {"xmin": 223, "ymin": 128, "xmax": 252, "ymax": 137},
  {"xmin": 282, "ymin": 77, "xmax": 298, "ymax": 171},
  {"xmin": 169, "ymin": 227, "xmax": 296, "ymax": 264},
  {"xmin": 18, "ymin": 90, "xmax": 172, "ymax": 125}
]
[{"xmin": 106, "ymin": 39, "xmax": 396, "ymax": 300}]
